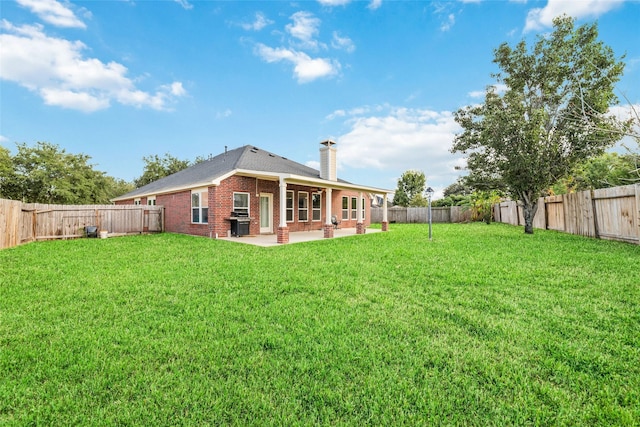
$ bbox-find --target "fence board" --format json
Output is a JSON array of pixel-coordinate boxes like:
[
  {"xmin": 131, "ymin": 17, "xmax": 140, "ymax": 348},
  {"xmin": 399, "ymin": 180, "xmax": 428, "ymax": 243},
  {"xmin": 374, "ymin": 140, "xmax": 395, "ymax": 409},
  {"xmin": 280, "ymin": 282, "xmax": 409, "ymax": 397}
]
[
  {"xmin": 498, "ymin": 201, "xmax": 519, "ymax": 226},
  {"xmin": 593, "ymin": 185, "xmax": 638, "ymax": 243},
  {"xmin": 0, "ymin": 199, "xmax": 21, "ymax": 249},
  {"xmin": 563, "ymin": 191, "xmax": 596, "ymax": 238},
  {"xmin": 1, "ymin": 199, "xmax": 163, "ymax": 250},
  {"xmin": 545, "ymin": 195, "xmax": 565, "ymax": 231}
]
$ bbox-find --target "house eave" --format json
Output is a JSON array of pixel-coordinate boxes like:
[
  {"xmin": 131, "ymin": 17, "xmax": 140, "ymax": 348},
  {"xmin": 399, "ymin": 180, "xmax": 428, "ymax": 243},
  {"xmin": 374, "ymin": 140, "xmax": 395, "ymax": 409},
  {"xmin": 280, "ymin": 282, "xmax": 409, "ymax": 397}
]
[
  {"xmin": 110, "ymin": 180, "xmax": 219, "ymax": 202},
  {"xmin": 111, "ymin": 168, "xmax": 390, "ymax": 203},
  {"xmin": 234, "ymin": 169, "xmax": 391, "ymax": 194}
]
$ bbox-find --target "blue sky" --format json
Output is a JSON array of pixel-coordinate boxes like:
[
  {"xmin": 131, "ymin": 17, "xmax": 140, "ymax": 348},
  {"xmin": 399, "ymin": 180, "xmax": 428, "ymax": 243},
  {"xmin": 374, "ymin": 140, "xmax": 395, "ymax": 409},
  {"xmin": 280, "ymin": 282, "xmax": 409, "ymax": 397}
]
[{"xmin": 1, "ymin": 0, "xmax": 639, "ymax": 197}]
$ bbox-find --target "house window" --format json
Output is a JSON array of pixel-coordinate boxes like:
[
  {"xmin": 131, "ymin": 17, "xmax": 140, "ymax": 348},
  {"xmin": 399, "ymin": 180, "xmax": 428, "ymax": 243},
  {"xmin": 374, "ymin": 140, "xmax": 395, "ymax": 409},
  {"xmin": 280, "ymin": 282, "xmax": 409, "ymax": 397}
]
[
  {"xmin": 286, "ymin": 191, "xmax": 294, "ymax": 222},
  {"xmin": 361, "ymin": 197, "xmax": 366, "ymax": 220},
  {"xmin": 298, "ymin": 192, "xmax": 309, "ymax": 222},
  {"xmin": 192, "ymin": 189, "xmax": 209, "ymax": 224},
  {"xmin": 134, "ymin": 198, "xmax": 141, "ymax": 205},
  {"xmin": 342, "ymin": 196, "xmax": 349, "ymax": 220},
  {"xmin": 312, "ymin": 192, "xmax": 321, "ymax": 221},
  {"xmin": 351, "ymin": 197, "xmax": 357, "ymax": 220},
  {"xmin": 233, "ymin": 192, "xmax": 249, "ymax": 216},
  {"xmin": 147, "ymin": 196, "xmax": 156, "ymax": 206}
]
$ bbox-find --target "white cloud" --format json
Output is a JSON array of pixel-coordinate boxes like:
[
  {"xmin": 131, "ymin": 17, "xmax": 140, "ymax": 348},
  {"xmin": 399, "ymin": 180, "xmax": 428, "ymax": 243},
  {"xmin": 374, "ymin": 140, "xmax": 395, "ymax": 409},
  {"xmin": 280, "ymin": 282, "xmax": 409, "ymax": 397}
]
[
  {"xmin": 440, "ymin": 13, "xmax": 455, "ymax": 32},
  {"xmin": 317, "ymin": 0, "xmax": 351, "ymax": 6},
  {"xmin": 0, "ymin": 21, "xmax": 187, "ymax": 112},
  {"xmin": 255, "ymin": 44, "xmax": 339, "ymax": 83},
  {"xmin": 174, "ymin": 0, "xmax": 193, "ymax": 10},
  {"xmin": 253, "ymin": 10, "xmax": 349, "ymax": 83},
  {"xmin": 241, "ymin": 12, "xmax": 273, "ymax": 31},
  {"xmin": 467, "ymin": 83, "xmax": 508, "ymax": 98},
  {"xmin": 0, "ymin": 135, "xmax": 9, "ymax": 143},
  {"xmin": 216, "ymin": 109, "xmax": 232, "ymax": 119},
  {"xmin": 331, "ymin": 32, "xmax": 355, "ymax": 53},
  {"xmin": 286, "ymin": 11, "xmax": 322, "ymax": 49},
  {"xmin": 167, "ymin": 81, "xmax": 186, "ymax": 96},
  {"xmin": 305, "ymin": 160, "xmax": 321, "ymax": 170},
  {"xmin": 16, "ymin": 0, "xmax": 86, "ymax": 29},
  {"xmin": 368, "ymin": 0, "xmax": 382, "ymax": 10},
  {"xmin": 331, "ymin": 105, "xmax": 465, "ymax": 192},
  {"xmin": 525, "ymin": 0, "xmax": 625, "ymax": 32}
]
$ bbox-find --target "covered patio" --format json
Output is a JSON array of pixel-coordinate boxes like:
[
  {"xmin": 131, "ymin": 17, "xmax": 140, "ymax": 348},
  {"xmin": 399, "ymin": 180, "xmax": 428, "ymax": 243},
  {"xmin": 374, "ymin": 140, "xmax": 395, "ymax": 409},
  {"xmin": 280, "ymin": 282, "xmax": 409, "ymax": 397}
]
[{"xmin": 217, "ymin": 226, "xmax": 383, "ymax": 247}]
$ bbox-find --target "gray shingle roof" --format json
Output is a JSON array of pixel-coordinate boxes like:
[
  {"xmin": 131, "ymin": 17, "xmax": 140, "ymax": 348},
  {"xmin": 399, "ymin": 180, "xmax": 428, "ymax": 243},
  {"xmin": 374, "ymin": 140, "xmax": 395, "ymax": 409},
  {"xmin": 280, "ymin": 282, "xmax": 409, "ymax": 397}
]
[{"xmin": 114, "ymin": 145, "xmax": 330, "ymax": 200}]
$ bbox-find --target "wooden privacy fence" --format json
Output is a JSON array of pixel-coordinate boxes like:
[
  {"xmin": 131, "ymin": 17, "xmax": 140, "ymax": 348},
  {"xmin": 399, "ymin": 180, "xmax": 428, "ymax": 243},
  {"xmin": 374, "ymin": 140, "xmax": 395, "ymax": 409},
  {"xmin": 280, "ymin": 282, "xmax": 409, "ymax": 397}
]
[
  {"xmin": 371, "ymin": 206, "xmax": 472, "ymax": 224},
  {"xmin": 1, "ymin": 198, "xmax": 164, "ymax": 250},
  {"xmin": 493, "ymin": 183, "xmax": 640, "ymax": 244}
]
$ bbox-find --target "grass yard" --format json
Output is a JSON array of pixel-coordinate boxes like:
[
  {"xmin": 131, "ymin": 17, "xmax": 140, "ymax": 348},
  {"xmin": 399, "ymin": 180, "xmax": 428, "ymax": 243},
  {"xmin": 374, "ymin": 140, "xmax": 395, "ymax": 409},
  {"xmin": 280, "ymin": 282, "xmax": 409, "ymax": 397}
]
[{"xmin": 1, "ymin": 223, "xmax": 639, "ymax": 425}]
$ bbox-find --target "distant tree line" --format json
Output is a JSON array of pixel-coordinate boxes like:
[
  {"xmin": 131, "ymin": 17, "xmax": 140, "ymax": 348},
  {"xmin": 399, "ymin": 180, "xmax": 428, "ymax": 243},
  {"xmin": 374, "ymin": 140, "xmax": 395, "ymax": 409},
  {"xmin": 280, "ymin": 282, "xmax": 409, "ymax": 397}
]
[{"xmin": 0, "ymin": 141, "xmax": 198, "ymax": 204}]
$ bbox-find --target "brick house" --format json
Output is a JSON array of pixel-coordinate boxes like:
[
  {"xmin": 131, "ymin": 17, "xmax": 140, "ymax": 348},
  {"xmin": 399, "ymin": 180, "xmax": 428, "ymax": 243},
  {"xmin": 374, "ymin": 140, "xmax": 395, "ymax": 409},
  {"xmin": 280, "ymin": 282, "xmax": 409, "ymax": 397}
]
[{"xmin": 112, "ymin": 141, "xmax": 390, "ymax": 244}]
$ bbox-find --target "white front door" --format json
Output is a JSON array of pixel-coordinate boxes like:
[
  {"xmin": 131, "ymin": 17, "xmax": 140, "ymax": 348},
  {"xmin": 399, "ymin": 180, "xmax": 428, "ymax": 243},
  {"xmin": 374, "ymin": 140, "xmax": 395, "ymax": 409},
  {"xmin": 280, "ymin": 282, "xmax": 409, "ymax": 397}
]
[{"xmin": 259, "ymin": 193, "xmax": 273, "ymax": 234}]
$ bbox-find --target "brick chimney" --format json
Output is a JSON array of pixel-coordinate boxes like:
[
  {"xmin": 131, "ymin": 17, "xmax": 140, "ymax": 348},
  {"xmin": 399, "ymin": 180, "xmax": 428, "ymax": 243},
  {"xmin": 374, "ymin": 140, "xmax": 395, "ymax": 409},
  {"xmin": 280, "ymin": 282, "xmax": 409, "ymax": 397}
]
[{"xmin": 319, "ymin": 140, "xmax": 337, "ymax": 181}]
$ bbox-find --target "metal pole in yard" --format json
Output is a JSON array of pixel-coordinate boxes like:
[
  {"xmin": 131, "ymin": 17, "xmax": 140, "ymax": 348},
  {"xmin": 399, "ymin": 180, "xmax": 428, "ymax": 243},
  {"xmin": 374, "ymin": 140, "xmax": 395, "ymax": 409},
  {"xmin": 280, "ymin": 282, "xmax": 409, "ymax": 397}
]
[{"xmin": 426, "ymin": 187, "xmax": 434, "ymax": 240}]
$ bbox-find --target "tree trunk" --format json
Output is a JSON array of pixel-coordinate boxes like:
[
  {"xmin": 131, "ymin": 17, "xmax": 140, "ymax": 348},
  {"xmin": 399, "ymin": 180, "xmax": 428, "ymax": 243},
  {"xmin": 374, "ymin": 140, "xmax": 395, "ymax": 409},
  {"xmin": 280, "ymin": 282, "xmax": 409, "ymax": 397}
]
[{"xmin": 522, "ymin": 199, "xmax": 538, "ymax": 234}]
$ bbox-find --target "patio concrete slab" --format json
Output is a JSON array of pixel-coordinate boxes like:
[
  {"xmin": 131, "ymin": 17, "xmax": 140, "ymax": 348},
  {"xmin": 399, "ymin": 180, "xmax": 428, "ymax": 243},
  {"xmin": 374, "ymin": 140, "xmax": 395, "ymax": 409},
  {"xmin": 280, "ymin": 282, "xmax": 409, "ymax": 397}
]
[{"xmin": 217, "ymin": 227, "xmax": 382, "ymax": 247}]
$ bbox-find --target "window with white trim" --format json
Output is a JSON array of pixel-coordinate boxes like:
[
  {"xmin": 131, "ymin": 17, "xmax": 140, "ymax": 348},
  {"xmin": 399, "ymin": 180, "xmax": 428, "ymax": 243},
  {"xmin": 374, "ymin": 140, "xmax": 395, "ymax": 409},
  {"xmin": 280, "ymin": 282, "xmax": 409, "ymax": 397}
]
[
  {"xmin": 312, "ymin": 192, "xmax": 321, "ymax": 221},
  {"xmin": 351, "ymin": 197, "xmax": 357, "ymax": 220},
  {"xmin": 134, "ymin": 198, "xmax": 141, "ymax": 205},
  {"xmin": 298, "ymin": 191, "xmax": 309, "ymax": 222},
  {"xmin": 192, "ymin": 189, "xmax": 209, "ymax": 224},
  {"xmin": 147, "ymin": 196, "xmax": 156, "ymax": 206},
  {"xmin": 361, "ymin": 197, "xmax": 366, "ymax": 220},
  {"xmin": 233, "ymin": 192, "xmax": 249, "ymax": 216},
  {"xmin": 342, "ymin": 196, "xmax": 349, "ymax": 220},
  {"xmin": 286, "ymin": 191, "xmax": 294, "ymax": 222}
]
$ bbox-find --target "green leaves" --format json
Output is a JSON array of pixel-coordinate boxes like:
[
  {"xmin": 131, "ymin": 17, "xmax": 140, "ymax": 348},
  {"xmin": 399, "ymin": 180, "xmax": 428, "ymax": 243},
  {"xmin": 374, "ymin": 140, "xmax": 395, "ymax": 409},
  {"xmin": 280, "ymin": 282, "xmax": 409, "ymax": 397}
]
[
  {"xmin": 133, "ymin": 153, "xmax": 191, "ymax": 188},
  {"xmin": 2, "ymin": 142, "xmax": 131, "ymax": 204},
  {"xmin": 452, "ymin": 16, "xmax": 630, "ymax": 233},
  {"xmin": 393, "ymin": 170, "xmax": 428, "ymax": 207}
]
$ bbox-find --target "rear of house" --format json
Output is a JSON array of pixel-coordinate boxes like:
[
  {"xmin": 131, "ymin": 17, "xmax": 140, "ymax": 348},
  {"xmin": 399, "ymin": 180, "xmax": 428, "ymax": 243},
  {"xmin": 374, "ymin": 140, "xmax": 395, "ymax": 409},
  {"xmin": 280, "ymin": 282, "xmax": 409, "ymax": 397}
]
[{"xmin": 112, "ymin": 142, "xmax": 390, "ymax": 243}]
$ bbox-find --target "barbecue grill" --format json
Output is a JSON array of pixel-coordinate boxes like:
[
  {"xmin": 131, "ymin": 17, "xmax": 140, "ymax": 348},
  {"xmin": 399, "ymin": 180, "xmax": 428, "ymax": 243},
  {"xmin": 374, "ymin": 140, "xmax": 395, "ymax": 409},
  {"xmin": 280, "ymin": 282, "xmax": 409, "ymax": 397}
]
[{"xmin": 228, "ymin": 211, "xmax": 250, "ymax": 237}]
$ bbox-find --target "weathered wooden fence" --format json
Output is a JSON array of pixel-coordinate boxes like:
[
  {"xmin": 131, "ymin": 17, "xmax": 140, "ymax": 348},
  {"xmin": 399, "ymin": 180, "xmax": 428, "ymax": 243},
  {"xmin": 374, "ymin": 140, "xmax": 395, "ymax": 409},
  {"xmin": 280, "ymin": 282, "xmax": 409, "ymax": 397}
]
[
  {"xmin": 371, "ymin": 206, "xmax": 472, "ymax": 224},
  {"xmin": 493, "ymin": 183, "xmax": 640, "ymax": 244},
  {"xmin": 1, "ymin": 198, "xmax": 164, "ymax": 250}
]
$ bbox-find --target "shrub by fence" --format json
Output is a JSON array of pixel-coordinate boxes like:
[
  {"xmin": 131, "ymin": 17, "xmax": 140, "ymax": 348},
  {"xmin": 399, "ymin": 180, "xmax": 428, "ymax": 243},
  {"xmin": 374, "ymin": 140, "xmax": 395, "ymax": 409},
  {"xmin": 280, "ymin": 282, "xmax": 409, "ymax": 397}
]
[
  {"xmin": 1, "ymin": 198, "xmax": 164, "ymax": 250},
  {"xmin": 493, "ymin": 183, "xmax": 640, "ymax": 244},
  {"xmin": 371, "ymin": 206, "xmax": 472, "ymax": 224}
]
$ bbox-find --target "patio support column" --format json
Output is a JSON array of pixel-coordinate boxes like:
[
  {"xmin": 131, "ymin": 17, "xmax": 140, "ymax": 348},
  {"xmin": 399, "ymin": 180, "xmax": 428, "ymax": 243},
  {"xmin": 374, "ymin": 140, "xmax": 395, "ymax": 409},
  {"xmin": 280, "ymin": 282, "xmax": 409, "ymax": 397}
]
[
  {"xmin": 324, "ymin": 187, "xmax": 334, "ymax": 238},
  {"xmin": 356, "ymin": 191, "xmax": 365, "ymax": 234},
  {"xmin": 277, "ymin": 177, "xmax": 289, "ymax": 244},
  {"xmin": 382, "ymin": 193, "xmax": 389, "ymax": 231}
]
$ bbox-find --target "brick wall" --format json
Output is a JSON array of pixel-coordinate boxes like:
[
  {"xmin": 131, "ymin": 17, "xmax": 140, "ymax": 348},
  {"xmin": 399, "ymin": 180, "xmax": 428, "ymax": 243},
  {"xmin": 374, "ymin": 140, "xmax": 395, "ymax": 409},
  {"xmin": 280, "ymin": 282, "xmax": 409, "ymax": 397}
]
[{"xmin": 115, "ymin": 176, "xmax": 372, "ymax": 238}]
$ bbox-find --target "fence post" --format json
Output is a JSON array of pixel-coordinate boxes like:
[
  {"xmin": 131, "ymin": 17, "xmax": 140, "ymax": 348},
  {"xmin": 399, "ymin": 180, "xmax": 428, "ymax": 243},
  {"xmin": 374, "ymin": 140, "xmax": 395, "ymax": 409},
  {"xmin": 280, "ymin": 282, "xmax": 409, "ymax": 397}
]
[
  {"xmin": 591, "ymin": 189, "xmax": 600, "ymax": 239},
  {"xmin": 636, "ymin": 184, "xmax": 640, "ymax": 245}
]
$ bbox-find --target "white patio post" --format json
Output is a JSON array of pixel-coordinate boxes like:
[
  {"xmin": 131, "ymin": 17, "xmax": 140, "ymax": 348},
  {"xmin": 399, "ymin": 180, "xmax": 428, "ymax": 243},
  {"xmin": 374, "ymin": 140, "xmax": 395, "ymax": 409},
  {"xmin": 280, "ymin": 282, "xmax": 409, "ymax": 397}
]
[
  {"xmin": 356, "ymin": 191, "xmax": 365, "ymax": 234},
  {"xmin": 324, "ymin": 187, "xmax": 333, "ymax": 238},
  {"xmin": 277, "ymin": 177, "xmax": 289, "ymax": 244},
  {"xmin": 382, "ymin": 193, "xmax": 389, "ymax": 231}
]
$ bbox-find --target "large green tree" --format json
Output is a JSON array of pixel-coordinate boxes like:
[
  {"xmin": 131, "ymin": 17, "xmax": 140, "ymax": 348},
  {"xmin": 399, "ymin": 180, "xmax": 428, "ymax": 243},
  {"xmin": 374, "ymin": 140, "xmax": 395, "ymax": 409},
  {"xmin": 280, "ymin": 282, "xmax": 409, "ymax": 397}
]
[
  {"xmin": 1, "ymin": 142, "xmax": 131, "ymax": 204},
  {"xmin": 452, "ymin": 16, "xmax": 630, "ymax": 233},
  {"xmin": 134, "ymin": 153, "xmax": 191, "ymax": 188},
  {"xmin": 393, "ymin": 170, "xmax": 428, "ymax": 207}
]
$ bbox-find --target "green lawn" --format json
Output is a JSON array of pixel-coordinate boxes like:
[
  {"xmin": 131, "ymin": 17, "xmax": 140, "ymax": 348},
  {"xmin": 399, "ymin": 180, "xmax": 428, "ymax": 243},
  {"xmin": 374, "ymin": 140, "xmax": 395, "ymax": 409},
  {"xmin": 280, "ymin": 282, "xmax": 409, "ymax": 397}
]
[{"xmin": 1, "ymin": 223, "xmax": 639, "ymax": 425}]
